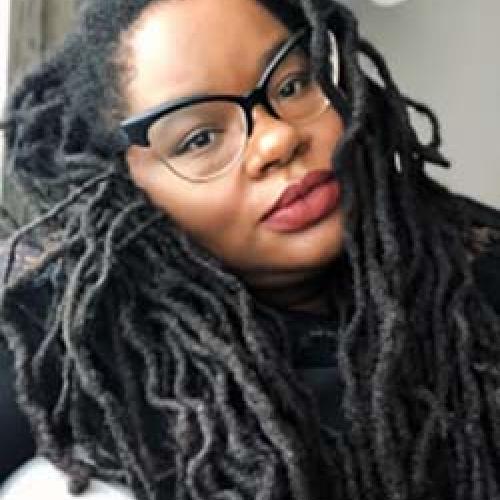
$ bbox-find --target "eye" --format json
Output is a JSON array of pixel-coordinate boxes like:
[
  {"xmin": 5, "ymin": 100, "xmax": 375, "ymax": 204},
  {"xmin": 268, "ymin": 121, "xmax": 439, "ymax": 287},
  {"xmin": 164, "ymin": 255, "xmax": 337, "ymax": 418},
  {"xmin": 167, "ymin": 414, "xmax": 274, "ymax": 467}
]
[
  {"xmin": 277, "ymin": 72, "xmax": 313, "ymax": 99},
  {"xmin": 174, "ymin": 127, "xmax": 223, "ymax": 156}
]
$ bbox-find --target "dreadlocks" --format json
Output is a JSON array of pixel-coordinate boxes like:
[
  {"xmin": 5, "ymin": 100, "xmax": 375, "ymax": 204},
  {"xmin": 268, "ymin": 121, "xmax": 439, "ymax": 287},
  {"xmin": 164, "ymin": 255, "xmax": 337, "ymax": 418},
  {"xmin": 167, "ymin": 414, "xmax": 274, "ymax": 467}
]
[{"xmin": 1, "ymin": 0, "xmax": 500, "ymax": 499}]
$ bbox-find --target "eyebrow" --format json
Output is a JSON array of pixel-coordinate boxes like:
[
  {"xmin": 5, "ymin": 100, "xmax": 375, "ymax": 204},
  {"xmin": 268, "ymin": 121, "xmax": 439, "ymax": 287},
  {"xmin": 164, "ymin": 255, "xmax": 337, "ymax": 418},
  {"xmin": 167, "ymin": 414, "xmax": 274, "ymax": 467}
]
[
  {"xmin": 124, "ymin": 33, "xmax": 299, "ymax": 122},
  {"xmin": 257, "ymin": 35, "xmax": 291, "ymax": 75}
]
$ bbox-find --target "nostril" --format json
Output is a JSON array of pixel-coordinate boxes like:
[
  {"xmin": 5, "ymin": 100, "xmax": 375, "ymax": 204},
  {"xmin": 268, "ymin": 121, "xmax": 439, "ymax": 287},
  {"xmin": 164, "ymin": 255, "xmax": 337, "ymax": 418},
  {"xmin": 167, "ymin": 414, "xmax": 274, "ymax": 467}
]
[
  {"xmin": 285, "ymin": 140, "xmax": 307, "ymax": 165},
  {"xmin": 293, "ymin": 141, "xmax": 308, "ymax": 158},
  {"xmin": 263, "ymin": 159, "xmax": 284, "ymax": 175},
  {"xmin": 262, "ymin": 141, "xmax": 304, "ymax": 175}
]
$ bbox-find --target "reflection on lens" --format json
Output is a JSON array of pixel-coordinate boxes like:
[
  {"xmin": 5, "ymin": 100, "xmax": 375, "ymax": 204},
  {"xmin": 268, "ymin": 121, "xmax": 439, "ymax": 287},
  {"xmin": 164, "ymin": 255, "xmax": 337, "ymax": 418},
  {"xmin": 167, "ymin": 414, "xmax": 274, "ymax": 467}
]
[
  {"xmin": 267, "ymin": 43, "xmax": 330, "ymax": 123},
  {"xmin": 148, "ymin": 101, "xmax": 247, "ymax": 180},
  {"xmin": 271, "ymin": 80, "xmax": 329, "ymax": 122}
]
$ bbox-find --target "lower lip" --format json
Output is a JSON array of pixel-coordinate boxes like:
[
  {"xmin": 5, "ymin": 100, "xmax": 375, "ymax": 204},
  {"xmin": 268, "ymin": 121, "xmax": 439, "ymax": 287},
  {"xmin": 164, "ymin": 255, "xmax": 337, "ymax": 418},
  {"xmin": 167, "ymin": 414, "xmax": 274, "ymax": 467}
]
[{"xmin": 262, "ymin": 180, "xmax": 341, "ymax": 233}]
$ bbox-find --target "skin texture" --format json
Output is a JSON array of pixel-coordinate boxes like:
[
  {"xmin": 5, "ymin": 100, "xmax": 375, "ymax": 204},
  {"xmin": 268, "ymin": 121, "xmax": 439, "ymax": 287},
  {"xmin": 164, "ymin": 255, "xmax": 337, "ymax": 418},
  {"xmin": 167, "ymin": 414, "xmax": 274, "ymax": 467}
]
[{"xmin": 123, "ymin": 0, "xmax": 345, "ymax": 313}]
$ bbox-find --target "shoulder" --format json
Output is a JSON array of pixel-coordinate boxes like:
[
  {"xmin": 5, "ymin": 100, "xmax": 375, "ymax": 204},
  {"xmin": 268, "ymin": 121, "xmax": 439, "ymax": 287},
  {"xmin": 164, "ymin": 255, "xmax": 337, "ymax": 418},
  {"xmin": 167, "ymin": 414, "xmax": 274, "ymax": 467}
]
[
  {"xmin": 0, "ymin": 458, "xmax": 135, "ymax": 500},
  {"xmin": 0, "ymin": 346, "xmax": 35, "ymax": 482},
  {"xmin": 0, "ymin": 240, "xmax": 44, "ymax": 482}
]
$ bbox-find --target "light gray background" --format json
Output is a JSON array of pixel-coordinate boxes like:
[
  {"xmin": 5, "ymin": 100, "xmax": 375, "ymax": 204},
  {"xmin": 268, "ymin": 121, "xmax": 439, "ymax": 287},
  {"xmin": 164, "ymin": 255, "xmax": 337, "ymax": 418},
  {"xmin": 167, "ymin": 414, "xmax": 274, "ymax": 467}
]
[{"xmin": 346, "ymin": 0, "xmax": 500, "ymax": 209}]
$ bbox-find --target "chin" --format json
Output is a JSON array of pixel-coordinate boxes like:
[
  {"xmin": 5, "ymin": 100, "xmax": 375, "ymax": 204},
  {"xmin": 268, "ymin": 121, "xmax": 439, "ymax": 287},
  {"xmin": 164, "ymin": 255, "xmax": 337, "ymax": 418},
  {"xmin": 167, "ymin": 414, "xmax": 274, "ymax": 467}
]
[
  {"xmin": 242, "ymin": 222, "xmax": 345, "ymax": 289},
  {"xmin": 271, "ymin": 209, "xmax": 345, "ymax": 269}
]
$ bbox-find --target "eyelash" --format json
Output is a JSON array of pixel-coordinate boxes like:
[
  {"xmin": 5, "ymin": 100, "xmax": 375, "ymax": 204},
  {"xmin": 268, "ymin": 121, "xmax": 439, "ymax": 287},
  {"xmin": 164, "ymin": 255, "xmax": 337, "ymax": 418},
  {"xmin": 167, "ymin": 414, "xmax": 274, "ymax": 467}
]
[
  {"xmin": 174, "ymin": 127, "xmax": 223, "ymax": 156},
  {"xmin": 276, "ymin": 71, "xmax": 313, "ymax": 99}
]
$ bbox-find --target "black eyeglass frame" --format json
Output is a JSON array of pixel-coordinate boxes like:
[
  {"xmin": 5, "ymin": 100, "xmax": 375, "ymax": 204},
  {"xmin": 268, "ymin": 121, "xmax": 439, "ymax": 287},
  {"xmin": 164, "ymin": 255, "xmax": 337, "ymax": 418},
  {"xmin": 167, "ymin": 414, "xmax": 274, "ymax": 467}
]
[{"xmin": 119, "ymin": 26, "xmax": 342, "ymax": 148}]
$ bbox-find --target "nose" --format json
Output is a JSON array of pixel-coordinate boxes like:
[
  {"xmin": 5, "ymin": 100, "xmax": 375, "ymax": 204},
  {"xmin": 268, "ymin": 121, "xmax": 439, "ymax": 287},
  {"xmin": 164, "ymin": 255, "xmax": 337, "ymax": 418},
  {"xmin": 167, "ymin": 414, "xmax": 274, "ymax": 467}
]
[{"xmin": 243, "ymin": 105, "xmax": 304, "ymax": 179}]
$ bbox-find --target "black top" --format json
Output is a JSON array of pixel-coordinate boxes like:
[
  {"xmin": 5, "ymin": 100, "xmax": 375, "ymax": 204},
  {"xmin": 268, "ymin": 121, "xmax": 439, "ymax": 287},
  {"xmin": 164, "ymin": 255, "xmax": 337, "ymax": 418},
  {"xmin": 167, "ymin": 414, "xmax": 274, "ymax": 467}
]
[
  {"xmin": 0, "ymin": 243, "xmax": 45, "ymax": 483},
  {"xmin": 1, "ymin": 240, "xmax": 499, "ymax": 484}
]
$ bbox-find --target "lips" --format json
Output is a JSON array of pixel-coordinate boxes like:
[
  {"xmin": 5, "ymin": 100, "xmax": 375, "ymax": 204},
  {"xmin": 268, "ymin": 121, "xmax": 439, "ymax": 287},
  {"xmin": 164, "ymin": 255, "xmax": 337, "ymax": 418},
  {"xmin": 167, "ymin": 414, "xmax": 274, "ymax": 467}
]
[
  {"xmin": 260, "ymin": 169, "xmax": 341, "ymax": 233},
  {"xmin": 262, "ymin": 169, "xmax": 335, "ymax": 221}
]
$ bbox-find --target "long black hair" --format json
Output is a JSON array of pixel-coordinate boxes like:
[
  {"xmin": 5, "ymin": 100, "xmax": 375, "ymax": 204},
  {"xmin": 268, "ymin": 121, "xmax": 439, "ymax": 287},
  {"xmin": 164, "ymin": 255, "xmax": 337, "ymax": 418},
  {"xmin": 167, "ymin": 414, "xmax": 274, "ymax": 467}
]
[{"xmin": 1, "ymin": 0, "xmax": 500, "ymax": 499}]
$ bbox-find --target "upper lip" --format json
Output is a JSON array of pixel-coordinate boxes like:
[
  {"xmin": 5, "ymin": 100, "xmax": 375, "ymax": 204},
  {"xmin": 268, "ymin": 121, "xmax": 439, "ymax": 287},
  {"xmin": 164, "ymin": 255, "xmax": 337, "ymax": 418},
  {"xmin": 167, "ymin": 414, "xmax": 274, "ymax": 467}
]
[{"xmin": 261, "ymin": 169, "xmax": 335, "ymax": 221}]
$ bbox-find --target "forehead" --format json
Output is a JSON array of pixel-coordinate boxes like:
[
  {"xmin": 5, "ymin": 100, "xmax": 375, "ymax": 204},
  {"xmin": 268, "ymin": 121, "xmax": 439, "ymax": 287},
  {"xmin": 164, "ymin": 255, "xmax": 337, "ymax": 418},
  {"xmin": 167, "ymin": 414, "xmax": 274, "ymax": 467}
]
[{"xmin": 122, "ymin": 0, "xmax": 290, "ymax": 115}]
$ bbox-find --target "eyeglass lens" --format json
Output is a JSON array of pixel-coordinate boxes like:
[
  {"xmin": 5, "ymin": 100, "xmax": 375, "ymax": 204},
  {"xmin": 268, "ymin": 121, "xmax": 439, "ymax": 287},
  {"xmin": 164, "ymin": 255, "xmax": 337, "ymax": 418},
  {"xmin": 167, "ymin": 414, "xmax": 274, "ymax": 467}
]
[{"xmin": 148, "ymin": 42, "xmax": 330, "ymax": 180}]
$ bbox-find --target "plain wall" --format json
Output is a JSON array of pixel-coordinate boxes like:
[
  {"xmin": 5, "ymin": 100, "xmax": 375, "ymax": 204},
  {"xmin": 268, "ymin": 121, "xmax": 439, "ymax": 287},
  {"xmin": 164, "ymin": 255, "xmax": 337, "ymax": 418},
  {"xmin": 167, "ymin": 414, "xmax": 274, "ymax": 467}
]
[
  {"xmin": 43, "ymin": 0, "xmax": 74, "ymax": 52},
  {"xmin": 0, "ymin": 1, "xmax": 11, "ymax": 201},
  {"xmin": 345, "ymin": 0, "xmax": 500, "ymax": 209}
]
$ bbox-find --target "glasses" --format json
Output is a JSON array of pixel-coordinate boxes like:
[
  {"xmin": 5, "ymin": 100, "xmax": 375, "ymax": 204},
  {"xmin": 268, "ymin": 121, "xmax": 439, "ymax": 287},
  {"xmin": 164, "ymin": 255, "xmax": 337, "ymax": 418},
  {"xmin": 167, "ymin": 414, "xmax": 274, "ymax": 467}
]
[{"xmin": 120, "ymin": 27, "xmax": 341, "ymax": 182}]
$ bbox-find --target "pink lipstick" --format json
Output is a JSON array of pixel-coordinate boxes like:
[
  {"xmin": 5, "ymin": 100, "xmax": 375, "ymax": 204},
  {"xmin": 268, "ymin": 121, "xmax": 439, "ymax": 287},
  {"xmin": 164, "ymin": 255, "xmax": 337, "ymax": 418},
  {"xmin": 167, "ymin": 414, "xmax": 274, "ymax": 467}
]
[{"xmin": 261, "ymin": 170, "xmax": 341, "ymax": 233}]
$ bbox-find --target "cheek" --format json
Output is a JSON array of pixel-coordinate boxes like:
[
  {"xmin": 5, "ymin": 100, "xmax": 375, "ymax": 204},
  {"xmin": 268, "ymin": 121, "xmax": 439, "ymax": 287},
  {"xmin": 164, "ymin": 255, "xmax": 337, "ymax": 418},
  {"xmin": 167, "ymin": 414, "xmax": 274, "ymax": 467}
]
[
  {"xmin": 312, "ymin": 109, "xmax": 344, "ymax": 162},
  {"xmin": 167, "ymin": 193, "xmax": 242, "ymax": 245},
  {"xmin": 126, "ymin": 148, "xmax": 249, "ymax": 253}
]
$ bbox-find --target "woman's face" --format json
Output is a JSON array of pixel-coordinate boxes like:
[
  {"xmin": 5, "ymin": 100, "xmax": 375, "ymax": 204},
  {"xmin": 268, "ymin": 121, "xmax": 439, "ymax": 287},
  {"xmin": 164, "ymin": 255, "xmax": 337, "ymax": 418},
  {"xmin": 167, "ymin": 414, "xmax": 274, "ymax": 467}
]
[{"xmin": 123, "ymin": 0, "xmax": 345, "ymax": 295}]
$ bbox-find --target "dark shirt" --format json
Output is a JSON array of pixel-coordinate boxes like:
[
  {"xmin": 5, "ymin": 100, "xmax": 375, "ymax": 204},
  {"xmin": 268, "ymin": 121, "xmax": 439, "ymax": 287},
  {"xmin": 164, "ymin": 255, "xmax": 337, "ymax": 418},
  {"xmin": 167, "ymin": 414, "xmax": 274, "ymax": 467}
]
[
  {"xmin": 282, "ymin": 241, "xmax": 500, "ymax": 431},
  {"xmin": 1, "ymin": 241, "xmax": 499, "ymax": 485},
  {"xmin": 0, "ymin": 243, "xmax": 42, "ymax": 483}
]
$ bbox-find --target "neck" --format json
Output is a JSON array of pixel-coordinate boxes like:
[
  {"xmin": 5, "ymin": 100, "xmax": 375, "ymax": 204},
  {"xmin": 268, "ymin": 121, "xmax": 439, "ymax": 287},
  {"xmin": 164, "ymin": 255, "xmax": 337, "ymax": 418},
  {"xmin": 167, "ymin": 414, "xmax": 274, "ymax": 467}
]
[{"xmin": 247, "ymin": 268, "xmax": 332, "ymax": 316}]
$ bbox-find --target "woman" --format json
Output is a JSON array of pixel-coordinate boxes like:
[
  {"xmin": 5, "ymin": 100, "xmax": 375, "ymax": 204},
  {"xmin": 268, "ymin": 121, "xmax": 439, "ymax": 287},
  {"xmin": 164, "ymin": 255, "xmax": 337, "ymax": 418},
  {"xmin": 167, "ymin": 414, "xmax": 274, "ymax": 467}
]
[{"xmin": 1, "ymin": 0, "xmax": 500, "ymax": 498}]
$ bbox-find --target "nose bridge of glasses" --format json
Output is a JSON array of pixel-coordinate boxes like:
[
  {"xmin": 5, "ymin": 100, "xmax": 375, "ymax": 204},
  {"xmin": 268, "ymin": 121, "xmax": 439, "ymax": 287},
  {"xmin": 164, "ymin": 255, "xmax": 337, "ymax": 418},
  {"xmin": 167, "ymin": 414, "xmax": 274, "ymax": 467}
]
[{"xmin": 242, "ymin": 86, "xmax": 279, "ymax": 136}]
